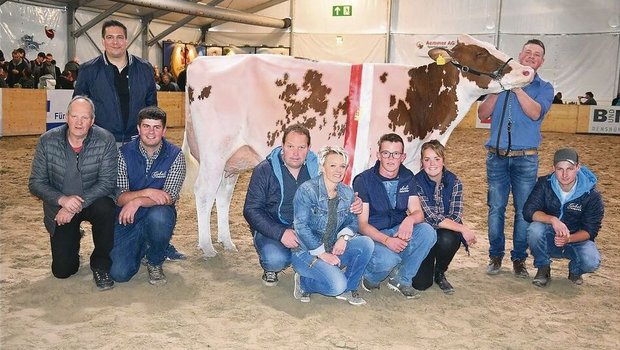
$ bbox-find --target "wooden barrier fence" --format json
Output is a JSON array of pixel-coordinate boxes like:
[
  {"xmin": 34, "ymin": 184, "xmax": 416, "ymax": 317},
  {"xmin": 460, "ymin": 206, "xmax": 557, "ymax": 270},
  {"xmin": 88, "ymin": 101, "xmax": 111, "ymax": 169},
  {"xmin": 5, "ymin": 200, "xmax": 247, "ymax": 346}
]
[{"xmin": 0, "ymin": 89, "xmax": 595, "ymax": 136}]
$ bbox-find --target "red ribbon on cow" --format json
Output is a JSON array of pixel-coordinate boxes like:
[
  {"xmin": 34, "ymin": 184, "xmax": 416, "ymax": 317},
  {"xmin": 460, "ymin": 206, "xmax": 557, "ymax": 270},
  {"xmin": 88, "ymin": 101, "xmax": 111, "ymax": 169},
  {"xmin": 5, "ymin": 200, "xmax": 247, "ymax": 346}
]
[{"xmin": 343, "ymin": 64, "xmax": 363, "ymax": 185}]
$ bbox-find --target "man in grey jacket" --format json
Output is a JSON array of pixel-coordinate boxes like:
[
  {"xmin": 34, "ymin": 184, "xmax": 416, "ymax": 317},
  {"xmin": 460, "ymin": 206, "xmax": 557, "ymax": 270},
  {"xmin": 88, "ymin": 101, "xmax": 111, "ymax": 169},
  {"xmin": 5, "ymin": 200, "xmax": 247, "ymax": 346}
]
[{"xmin": 29, "ymin": 96, "xmax": 118, "ymax": 291}]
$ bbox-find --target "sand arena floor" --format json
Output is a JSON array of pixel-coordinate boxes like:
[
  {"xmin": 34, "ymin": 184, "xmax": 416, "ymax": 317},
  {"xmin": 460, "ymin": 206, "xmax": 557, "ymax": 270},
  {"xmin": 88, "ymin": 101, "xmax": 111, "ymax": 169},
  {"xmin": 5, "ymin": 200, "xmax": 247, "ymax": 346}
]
[{"xmin": 1, "ymin": 127, "xmax": 619, "ymax": 349}]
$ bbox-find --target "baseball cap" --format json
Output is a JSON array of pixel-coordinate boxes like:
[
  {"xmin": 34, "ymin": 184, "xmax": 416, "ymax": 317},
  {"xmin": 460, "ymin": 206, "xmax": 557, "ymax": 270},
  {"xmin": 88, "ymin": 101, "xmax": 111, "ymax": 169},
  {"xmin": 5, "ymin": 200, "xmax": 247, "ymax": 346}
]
[{"xmin": 554, "ymin": 148, "xmax": 579, "ymax": 165}]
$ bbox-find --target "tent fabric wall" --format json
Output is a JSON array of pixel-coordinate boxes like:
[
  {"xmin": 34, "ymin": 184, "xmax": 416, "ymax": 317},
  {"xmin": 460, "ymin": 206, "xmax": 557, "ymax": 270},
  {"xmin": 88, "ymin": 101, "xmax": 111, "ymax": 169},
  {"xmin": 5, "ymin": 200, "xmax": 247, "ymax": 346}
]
[
  {"xmin": 293, "ymin": 33, "xmax": 386, "ymax": 63},
  {"xmin": 206, "ymin": 1, "xmax": 290, "ymax": 48},
  {"xmin": 1, "ymin": 0, "xmax": 619, "ymax": 101},
  {"xmin": 0, "ymin": 3, "xmax": 68, "ymax": 68}
]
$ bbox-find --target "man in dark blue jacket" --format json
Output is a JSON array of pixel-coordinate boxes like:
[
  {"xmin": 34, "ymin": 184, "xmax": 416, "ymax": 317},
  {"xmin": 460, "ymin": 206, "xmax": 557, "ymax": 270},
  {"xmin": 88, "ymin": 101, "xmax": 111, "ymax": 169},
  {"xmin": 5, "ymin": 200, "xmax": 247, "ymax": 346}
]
[
  {"xmin": 243, "ymin": 124, "xmax": 361, "ymax": 287},
  {"xmin": 74, "ymin": 19, "xmax": 157, "ymax": 145},
  {"xmin": 524, "ymin": 148, "xmax": 603, "ymax": 287},
  {"xmin": 74, "ymin": 19, "xmax": 184, "ymax": 260},
  {"xmin": 110, "ymin": 106, "xmax": 186, "ymax": 286}
]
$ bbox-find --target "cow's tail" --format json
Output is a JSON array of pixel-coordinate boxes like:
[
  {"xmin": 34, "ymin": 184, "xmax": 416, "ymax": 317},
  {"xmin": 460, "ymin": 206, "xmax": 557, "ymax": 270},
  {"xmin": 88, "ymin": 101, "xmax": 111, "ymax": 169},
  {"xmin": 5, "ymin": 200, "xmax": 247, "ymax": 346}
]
[{"xmin": 181, "ymin": 130, "xmax": 199, "ymax": 198}]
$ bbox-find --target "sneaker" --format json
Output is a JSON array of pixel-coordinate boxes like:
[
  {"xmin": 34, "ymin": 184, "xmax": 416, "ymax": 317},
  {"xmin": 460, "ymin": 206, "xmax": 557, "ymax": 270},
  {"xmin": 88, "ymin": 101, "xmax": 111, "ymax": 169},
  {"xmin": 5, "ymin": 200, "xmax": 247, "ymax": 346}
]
[
  {"xmin": 165, "ymin": 244, "xmax": 187, "ymax": 261},
  {"xmin": 434, "ymin": 272, "xmax": 455, "ymax": 295},
  {"xmin": 361, "ymin": 278, "xmax": 380, "ymax": 292},
  {"xmin": 532, "ymin": 265, "xmax": 551, "ymax": 287},
  {"xmin": 92, "ymin": 269, "xmax": 114, "ymax": 291},
  {"xmin": 487, "ymin": 256, "xmax": 502, "ymax": 275},
  {"xmin": 568, "ymin": 272, "xmax": 583, "ymax": 285},
  {"xmin": 262, "ymin": 271, "xmax": 279, "ymax": 287},
  {"xmin": 335, "ymin": 290, "xmax": 367, "ymax": 306},
  {"xmin": 147, "ymin": 264, "xmax": 167, "ymax": 286},
  {"xmin": 387, "ymin": 279, "xmax": 420, "ymax": 299},
  {"xmin": 293, "ymin": 273, "xmax": 310, "ymax": 303},
  {"xmin": 513, "ymin": 259, "xmax": 530, "ymax": 278}
]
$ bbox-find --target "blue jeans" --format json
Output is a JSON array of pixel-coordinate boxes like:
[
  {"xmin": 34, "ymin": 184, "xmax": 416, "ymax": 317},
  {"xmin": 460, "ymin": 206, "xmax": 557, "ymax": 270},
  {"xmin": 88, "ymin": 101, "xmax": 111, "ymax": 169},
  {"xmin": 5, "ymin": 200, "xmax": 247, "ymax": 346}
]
[
  {"xmin": 292, "ymin": 236, "xmax": 374, "ymax": 296},
  {"xmin": 486, "ymin": 153, "xmax": 538, "ymax": 261},
  {"xmin": 110, "ymin": 205, "xmax": 176, "ymax": 282},
  {"xmin": 253, "ymin": 230, "xmax": 291, "ymax": 272},
  {"xmin": 527, "ymin": 222, "xmax": 601, "ymax": 275},
  {"xmin": 364, "ymin": 223, "xmax": 436, "ymax": 286}
]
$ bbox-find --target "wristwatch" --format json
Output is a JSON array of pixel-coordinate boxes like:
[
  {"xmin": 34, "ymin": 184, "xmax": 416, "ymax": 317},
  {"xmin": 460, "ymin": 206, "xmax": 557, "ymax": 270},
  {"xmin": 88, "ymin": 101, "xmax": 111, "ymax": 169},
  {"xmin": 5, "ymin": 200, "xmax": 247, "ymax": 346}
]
[{"xmin": 342, "ymin": 235, "xmax": 351, "ymax": 241}]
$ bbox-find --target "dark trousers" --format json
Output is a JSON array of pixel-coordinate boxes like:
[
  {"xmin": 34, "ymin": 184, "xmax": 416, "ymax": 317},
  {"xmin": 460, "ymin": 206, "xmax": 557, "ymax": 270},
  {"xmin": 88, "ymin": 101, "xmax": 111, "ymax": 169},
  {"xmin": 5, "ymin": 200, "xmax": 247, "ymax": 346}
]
[
  {"xmin": 49, "ymin": 196, "xmax": 115, "ymax": 278},
  {"xmin": 412, "ymin": 228, "xmax": 461, "ymax": 290}
]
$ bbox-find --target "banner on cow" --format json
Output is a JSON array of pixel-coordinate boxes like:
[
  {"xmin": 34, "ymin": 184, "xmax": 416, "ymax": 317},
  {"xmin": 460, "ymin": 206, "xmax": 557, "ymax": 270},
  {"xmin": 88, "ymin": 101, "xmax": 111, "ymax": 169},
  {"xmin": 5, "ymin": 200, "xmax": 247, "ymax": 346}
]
[
  {"xmin": 46, "ymin": 89, "xmax": 73, "ymax": 130},
  {"xmin": 588, "ymin": 105, "xmax": 620, "ymax": 134}
]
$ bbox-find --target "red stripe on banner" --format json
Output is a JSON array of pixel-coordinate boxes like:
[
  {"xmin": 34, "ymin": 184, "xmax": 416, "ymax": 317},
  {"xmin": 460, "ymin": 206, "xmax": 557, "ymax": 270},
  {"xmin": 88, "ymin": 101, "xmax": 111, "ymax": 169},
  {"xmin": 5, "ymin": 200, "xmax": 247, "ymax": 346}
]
[{"xmin": 343, "ymin": 64, "xmax": 363, "ymax": 185}]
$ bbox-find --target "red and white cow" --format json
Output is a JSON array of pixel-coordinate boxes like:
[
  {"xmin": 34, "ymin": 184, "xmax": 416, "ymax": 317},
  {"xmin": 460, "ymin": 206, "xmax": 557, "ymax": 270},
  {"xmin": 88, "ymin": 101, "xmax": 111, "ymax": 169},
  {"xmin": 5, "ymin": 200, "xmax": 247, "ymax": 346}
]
[{"xmin": 184, "ymin": 34, "xmax": 534, "ymax": 258}]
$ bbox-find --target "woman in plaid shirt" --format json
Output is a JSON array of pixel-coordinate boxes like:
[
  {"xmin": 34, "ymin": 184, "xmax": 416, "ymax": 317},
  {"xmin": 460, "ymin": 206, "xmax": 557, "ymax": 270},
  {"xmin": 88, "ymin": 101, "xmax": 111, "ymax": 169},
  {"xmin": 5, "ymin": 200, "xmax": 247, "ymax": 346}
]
[{"xmin": 412, "ymin": 140, "xmax": 477, "ymax": 294}]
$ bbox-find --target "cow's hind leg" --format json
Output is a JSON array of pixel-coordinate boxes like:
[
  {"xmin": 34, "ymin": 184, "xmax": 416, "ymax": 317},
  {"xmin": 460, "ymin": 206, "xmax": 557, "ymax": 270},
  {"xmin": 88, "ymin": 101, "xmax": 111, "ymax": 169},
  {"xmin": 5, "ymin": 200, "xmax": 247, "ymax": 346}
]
[
  {"xmin": 194, "ymin": 168, "xmax": 220, "ymax": 258},
  {"xmin": 215, "ymin": 173, "xmax": 239, "ymax": 251}
]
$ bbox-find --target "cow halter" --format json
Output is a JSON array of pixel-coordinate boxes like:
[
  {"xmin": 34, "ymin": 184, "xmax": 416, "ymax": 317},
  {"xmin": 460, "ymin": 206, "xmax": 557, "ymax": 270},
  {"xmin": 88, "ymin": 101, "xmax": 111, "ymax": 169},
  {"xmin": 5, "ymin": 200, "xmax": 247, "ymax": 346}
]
[{"xmin": 451, "ymin": 57, "xmax": 513, "ymax": 90}]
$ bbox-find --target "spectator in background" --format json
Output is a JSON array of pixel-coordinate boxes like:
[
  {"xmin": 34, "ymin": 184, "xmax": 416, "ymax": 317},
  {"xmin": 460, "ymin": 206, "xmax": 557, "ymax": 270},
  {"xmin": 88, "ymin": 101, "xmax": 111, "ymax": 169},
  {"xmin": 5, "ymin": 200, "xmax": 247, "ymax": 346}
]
[
  {"xmin": 0, "ymin": 64, "xmax": 8, "ymax": 88},
  {"xmin": 176, "ymin": 68, "xmax": 186, "ymax": 92},
  {"xmin": 30, "ymin": 52, "xmax": 47, "ymax": 83},
  {"xmin": 162, "ymin": 65, "xmax": 175, "ymax": 82},
  {"xmin": 611, "ymin": 93, "xmax": 620, "ymax": 106},
  {"xmin": 38, "ymin": 62, "xmax": 57, "ymax": 89},
  {"xmin": 159, "ymin": 73, "xmax": 180, "ymax": 92},
  {"xmin": 46, "ymin": 53, "xmax": 61, "ymax": 79},
  {"xmin": 578, "ymin": 92, "xmax": 597, "ymax": 105},
  {"xmin": 56, "ymin": 70, "xmax": 76, "ymax": 89},
  {"xmin": 64, "ymin": 58, "xmax": 80, "ymax": 80},
  {"xmin": 552, "ymin": 92, "xmax": 563, "ymax": 104},
  {"xmin": 17, "ymin": 66, "xmax": 35, "ymax": 88},
  {"xmin": 7, "ymin": 49, "xmax": 27, "ymax": 87},
  {"xmin": 16, "ymin": 48, "xmax": 28, "ymax": 64},
  {"xmin": 0, "ymin": 49, "xmax": 5, "ymax": 65}
]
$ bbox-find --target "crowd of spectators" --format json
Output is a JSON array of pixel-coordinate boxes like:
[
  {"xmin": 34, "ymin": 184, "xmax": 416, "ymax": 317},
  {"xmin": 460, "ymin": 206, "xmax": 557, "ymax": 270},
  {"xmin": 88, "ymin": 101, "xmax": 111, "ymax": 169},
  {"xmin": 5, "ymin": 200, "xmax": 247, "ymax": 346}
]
[
  {"xmin": 0, "ymin": 48, "xmax": 186, "ymax": 92},
  {"xmin": 0, "ymin": 48, "xmax": 80, "ymax": 89}
]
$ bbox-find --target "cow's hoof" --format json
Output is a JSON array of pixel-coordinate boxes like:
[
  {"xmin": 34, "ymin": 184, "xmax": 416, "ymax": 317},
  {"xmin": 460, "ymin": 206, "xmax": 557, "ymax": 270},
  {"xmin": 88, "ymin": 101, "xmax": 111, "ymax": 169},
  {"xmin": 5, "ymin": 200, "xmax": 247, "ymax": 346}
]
[
  {"xmin": 222, "ymin": 242, "xmax": 238, "ymax": 252},
  {"xmin": 200, "ymin": 247, "xmax": 218, "ymax": 259}
]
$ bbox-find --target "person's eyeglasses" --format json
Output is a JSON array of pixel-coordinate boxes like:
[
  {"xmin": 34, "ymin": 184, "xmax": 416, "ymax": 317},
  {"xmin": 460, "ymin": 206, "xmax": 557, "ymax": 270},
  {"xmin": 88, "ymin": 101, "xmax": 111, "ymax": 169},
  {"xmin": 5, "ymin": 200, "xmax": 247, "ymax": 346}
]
[{"xmin": 380, "ymin": 151, "xmax": 403, "ymax": 159}]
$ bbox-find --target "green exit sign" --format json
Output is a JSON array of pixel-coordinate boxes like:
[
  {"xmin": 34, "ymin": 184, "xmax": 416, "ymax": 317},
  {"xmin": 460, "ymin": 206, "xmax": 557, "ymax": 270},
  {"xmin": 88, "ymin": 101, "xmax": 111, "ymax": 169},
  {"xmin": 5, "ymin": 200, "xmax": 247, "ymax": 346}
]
[{"xmin": 332, "ymin": 5, "xmax": 352, "ymax": 17}]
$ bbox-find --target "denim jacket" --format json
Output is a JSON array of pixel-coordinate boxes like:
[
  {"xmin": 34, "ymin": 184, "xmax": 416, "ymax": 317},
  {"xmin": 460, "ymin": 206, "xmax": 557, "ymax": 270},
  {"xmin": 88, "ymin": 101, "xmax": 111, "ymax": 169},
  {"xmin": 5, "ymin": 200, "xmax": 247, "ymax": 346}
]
[{"xmin": 293, "ymin": 176, "xmax": 358, "ymax": 256}]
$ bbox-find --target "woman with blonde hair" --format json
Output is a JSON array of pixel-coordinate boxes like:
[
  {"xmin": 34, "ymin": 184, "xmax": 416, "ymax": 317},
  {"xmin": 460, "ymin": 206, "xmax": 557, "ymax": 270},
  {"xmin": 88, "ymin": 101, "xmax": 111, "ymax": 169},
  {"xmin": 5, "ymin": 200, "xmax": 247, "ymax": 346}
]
[{"xmin": 291, "ymin": 146, "xmax": 374, "ymax": 305}]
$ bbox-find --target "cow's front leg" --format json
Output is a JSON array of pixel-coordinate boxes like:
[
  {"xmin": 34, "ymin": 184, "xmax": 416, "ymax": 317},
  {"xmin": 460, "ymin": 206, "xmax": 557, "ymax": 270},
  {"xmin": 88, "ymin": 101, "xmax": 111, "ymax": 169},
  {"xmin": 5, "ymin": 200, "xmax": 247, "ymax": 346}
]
[
  {"xmin": 195, "ymin": 175, "xmax": 218, "ymax": 258},
  {"xmin": 216, "ymin": 173, "xmax": 239, "ymax": 252}
]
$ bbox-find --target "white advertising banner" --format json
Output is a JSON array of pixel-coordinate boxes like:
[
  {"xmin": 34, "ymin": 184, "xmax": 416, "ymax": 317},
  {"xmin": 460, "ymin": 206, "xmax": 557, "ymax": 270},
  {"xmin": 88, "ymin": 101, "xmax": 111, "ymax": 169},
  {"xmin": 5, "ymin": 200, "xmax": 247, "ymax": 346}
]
[
  {"xmin": 46, "ymin": 89, "xmax": 73, "ymax": 130},
  {"xmin": 588, "ymin": 106, "xmax": 620, "ymax": 135}
]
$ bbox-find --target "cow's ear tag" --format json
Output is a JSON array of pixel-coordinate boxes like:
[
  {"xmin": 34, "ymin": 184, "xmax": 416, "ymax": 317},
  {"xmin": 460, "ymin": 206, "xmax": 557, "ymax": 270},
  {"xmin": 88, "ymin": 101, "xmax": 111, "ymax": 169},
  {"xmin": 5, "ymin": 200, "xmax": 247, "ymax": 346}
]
[{"xmin": 436, "ymin": 55, "xmax": 446, "ymax": 65}]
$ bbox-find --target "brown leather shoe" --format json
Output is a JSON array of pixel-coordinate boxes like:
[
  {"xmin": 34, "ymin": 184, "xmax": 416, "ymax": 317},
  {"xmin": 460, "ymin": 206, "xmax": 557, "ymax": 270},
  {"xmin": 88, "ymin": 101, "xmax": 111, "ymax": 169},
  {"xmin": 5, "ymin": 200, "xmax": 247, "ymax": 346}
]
[{"xmin": 513, "ymin": 259, "xmax": 530, "ymax": 278}]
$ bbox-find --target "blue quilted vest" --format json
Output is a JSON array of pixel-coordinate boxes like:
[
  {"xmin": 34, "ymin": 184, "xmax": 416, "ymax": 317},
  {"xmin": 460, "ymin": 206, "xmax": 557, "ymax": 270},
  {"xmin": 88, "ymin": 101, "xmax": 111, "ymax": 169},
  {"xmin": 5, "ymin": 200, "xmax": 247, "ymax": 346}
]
[{"xmin": 118, "ymin": 138, "xmax": 181, "ymax": 224}]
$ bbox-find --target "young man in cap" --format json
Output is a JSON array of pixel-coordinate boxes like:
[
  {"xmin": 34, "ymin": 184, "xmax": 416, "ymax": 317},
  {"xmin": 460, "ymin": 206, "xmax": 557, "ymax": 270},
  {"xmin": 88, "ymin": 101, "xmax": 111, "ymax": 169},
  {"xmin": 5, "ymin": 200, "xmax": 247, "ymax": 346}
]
[{"xmin": 523, "ymin": 148, "xmax": 604, "ymax": 287}]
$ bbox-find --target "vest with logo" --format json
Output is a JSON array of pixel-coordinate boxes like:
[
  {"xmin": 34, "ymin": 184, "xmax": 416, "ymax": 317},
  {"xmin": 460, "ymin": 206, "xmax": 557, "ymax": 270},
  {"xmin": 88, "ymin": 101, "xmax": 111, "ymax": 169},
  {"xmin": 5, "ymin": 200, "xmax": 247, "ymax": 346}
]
[
  {"xmin": 119, "ymin": 137, "xmax": 181, "ymax": 223},
  {"xmin": 355, "ymin": 162, "xmax": 416, "ymax": 231}
]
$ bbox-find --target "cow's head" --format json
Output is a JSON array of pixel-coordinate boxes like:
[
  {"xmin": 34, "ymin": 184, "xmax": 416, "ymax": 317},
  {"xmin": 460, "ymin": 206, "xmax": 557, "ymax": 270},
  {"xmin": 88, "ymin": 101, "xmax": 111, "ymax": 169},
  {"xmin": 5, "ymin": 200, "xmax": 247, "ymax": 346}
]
[{"xmin": 428, "ymin": 34, "xmax": 534, "ymax": 93}]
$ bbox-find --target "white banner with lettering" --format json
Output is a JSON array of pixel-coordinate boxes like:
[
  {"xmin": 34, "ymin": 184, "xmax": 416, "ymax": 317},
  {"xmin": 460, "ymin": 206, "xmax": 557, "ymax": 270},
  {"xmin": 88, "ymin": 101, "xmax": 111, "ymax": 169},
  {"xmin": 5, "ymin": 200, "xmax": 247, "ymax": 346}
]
[
  {"xmin": 588, "ymin": 105, "xmax": 620, "ymax": 135},
  {"xmin": 46, "ymin": 90, "xmax": 74, "ymax": 130}
]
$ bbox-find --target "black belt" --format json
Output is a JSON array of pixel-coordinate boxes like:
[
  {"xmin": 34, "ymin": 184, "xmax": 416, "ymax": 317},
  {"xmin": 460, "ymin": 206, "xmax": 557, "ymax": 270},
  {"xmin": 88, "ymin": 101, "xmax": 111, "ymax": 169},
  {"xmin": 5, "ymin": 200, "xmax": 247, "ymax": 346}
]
[{"xmin": 487, "ymin": 147, "xmax": 538, "ymax": 157}]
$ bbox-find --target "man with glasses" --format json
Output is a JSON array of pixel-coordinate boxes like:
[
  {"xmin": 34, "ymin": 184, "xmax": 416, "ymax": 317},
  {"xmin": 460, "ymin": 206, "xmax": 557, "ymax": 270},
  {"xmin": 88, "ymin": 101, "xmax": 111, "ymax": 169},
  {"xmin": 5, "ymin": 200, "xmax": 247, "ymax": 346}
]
[
  {"xmin": 352, "ymin": 133, "xmax": 436, "ymax": 299},
  {"xmin": 29, "ymin": 96, "xmax": 118, "ymax": 291}
]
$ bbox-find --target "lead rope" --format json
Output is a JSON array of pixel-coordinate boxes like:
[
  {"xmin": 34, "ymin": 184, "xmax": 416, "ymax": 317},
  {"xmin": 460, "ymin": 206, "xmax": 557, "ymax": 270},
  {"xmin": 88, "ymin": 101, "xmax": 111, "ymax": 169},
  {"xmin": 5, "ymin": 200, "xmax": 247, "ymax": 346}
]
[{"xmin": 494, "ymin": 91, "xmax": 512, "ymax": 157}]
